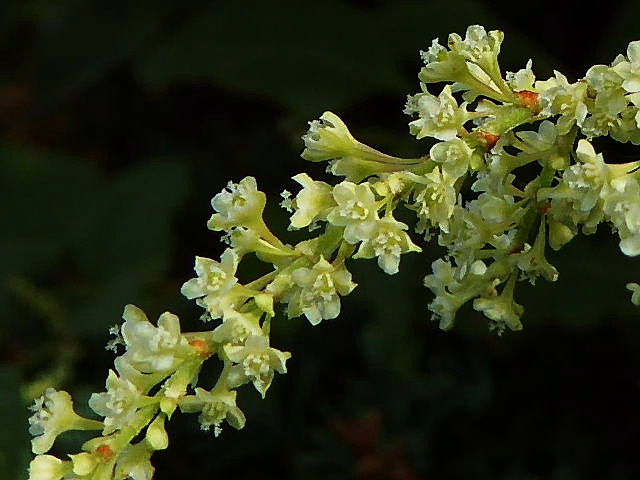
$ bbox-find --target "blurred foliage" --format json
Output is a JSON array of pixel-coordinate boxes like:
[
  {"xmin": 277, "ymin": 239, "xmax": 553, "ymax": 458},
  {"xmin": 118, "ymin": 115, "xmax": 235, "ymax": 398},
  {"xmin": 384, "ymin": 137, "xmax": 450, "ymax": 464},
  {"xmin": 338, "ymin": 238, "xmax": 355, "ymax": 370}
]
[{"xmin": 2, "ymin": 0, "xmax": 640, "ymax": 479}]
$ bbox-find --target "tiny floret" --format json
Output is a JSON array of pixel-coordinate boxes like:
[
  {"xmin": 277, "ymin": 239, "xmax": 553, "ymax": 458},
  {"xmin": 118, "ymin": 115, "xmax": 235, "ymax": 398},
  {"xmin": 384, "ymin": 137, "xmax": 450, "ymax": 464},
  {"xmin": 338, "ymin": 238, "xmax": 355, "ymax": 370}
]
[
  {"xmin": 290, "ymin": 257, "xmax": 357, "ymax": 325},
  {"xmin": 224, "ymin": 335, "xmax": 291, "ymax": 397},
  {"xmin": 28, "ymin": 389, "xmax": 101, "ymax": 455},
  {"xmin": 180, "ymin": 387, "xmax": 246, "ymax": 435},
  {"xmin": 208, "ymin": 176, "xmax": 267, "ymax": 231},
  {"xmin": 404, "ymin": 85, "xmax": 468, "ymax": 141},
  {"xmin": 121, "ymin": 305, "xmax": 190, "ymax": 373},
  {"xmin": 327, "ymin": 181, "xmax": 379, "ymax": 243},
  {"xmin": 354, "ymin": 217, "xmax": 422, "ymax": 275},
  {"xmin": 89, "ymin": 369, "xmax": 143, "ymax": 435}
]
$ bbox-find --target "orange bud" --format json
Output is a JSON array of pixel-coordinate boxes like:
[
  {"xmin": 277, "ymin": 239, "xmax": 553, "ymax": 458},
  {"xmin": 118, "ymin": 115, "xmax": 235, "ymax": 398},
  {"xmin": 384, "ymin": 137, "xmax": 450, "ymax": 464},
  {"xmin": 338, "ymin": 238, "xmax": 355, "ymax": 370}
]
[
  {"xmin": 189, "ymin": 339, "xmax": 210, "ymax": 358},
  {"xmin": 517, "ymin": 90, "xmax": 541, "ymax": 114},
  {"xmin": 479, "ymin": 131, "xmax": 500, "ymax": 149},
  {"xmin": 537, "ymin": 202, "xmax": 551, "ymax": 215},
  {"xmin": 96, "ymin": 444, "xmax": 115, "ymax": 463}
]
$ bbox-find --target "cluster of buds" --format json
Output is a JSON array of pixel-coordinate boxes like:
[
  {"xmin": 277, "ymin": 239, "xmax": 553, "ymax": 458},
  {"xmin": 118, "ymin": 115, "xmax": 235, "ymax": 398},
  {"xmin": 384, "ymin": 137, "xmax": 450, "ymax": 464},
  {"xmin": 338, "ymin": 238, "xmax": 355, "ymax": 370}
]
[{"xmin": 28, "ymin": 25, "xmax": 640, "ymax": 479}]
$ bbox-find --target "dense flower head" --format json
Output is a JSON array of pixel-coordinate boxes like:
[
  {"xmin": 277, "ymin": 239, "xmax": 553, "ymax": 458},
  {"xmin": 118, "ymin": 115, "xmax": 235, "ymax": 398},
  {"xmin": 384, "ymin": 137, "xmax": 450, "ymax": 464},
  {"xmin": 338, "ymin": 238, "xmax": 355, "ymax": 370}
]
[{"xmin": 26, "ymin": 25, "xmax": 640, "ymax": 480}]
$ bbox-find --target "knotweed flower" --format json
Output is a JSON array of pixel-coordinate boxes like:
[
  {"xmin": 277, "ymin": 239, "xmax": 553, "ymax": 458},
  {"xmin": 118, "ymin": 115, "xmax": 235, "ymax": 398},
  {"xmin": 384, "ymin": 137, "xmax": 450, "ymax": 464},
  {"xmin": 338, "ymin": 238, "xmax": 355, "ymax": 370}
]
[{"xmin": 29, "ymin": 389, "xmax": 102, "ymax": 454}]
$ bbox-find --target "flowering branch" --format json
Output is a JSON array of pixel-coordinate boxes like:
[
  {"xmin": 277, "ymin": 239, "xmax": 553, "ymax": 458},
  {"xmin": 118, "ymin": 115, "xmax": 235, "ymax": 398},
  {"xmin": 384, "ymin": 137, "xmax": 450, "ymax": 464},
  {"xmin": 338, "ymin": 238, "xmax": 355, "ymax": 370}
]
[{"xmin": 27, "ymin": 25, "xmax": 640, "ymax": 480}]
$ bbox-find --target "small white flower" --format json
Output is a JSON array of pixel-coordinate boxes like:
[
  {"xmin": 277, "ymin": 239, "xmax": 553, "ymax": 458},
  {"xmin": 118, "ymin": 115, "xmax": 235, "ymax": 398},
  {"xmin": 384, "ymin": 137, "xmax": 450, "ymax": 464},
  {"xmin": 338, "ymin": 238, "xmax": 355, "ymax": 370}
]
[
  {"xmin": 537, "ymin": 71, "xmax": 588, "ymax": 134},
  {"xmin": 327, "ymin": 181, "xmax": 379, "ymax": 243},
  {"xmin": 301, "ymin": 111, "xmax": 359, "ymax": 162},
  {"xmin": 89, "ymin": 369, "xmax": 143, "ymax": 435},
  {"xmin": 613, "ymin": 40, "xmax": 640, "ymax": 93},
  {"xmin": 180, "ymin": 387, "xmax": 246, "ymax": 435},
  {"xmin": 114, "ymin": 441, "xmax": 155, "ymax": 480},
  {"xmin": 121, "ymin": 305, "xmax": 190, "ymax": 373},
  {"xmin": 473, "ymin": 277, "xmax": 524, "ymax": 333},
  {"xmin": 290, "ymin": 257, "xmax": 357, "ymax": 325},
  {"xmin": 224, "ymin": 335, "xmax": 291, "ymax": 397},
  {"xmin": 405, "ymin": 85, "xmax": 468, "ymax": 141},
  {"xmin": 411, "ymin": 167, "xmax": 457, "ymax": 234},
  {"xmin": 506, "ymin": 59, "xmax": 536, "ymax": 92},
  {"xmin": 429, "ymin": 137, "xmax": 476, "ymax": 178},
  {"xmin": 211, "ymin": 309, "xmax": 262, "ymax": 344},
  {"xmin": 181, "ymin": 249, "xmax": 239, "ymax": 306},
  {"xmin": 288, "ymin": 173, "xmax": 336, "ymax": 229},
  {"xmin": 207, "ymin": 177, "xmax": 267, "ymax": 231},
  {"xmin": 353, "ymin": 217, "xmax": 421, "ymax": 275},
  {"xmin": 447, "ymin": 25, "xmax": 503, "ymax": 67},
  {"xmin": 603, "ymin": 176, "xmax": 640, "ymax": 256},
  {"xmin": 28, "ymin": 389, "xmax": 102, "ymax": 455}
]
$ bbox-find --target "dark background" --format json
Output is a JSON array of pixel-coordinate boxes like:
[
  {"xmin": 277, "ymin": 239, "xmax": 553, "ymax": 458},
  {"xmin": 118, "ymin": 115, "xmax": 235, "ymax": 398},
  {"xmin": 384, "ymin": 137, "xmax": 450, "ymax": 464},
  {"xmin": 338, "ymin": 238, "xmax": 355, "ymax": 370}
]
[{"xmin": 3, "ymin": 1, "xmax": 640, "ymax": 479}]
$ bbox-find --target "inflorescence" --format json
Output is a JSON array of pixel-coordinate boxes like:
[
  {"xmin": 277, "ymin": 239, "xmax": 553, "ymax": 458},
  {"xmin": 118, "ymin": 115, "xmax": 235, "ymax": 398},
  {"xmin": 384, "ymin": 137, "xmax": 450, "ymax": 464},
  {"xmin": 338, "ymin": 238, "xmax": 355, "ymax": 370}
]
[{"xmin": 27, "ymin": 25, "xmax": 640, "ymax": 480}]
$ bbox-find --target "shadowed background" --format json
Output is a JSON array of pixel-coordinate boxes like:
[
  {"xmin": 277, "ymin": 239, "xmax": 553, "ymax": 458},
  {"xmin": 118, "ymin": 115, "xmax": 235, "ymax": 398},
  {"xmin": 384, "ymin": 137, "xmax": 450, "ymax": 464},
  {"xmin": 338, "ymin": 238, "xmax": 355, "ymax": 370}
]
[{"xmin": 2, "ymin": 1, "xmax": 640, "ymax": 479}]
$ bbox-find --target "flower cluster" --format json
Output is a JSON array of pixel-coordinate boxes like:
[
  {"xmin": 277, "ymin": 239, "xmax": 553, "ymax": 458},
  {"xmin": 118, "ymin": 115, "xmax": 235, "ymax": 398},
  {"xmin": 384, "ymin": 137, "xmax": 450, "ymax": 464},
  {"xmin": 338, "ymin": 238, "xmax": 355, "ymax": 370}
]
[{"xmin": 28, "ymin": 24, "xmax": 640, "ymax": 480}]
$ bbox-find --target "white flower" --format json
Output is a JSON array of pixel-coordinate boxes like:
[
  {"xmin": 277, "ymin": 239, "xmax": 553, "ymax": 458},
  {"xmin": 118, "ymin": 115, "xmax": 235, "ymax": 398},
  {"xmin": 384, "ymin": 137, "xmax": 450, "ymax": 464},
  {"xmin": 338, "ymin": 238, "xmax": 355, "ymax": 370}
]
[
  {"xmin": 180, "ymin": 387, "xmax": 246, "ymax": 436},
  {"xmin": 411, "ymin": 167, "xmax": 457, "ymax": 234},
  {"xmin": 211, "ymin": 309, "xmax": 262, "ymax": 344},
  {"xmin": 288, "ymin": 173, "xmax": 335, "ymax": 229},
  {"xmin": 327, "ymin": 181, "xmax": 379, "ymax": 243},
  {"xmin": 405, "ymin": 85, "xmax": 468, "ymax": 141},
  {"xmin": 539, "ymin": 139, "xmax": 608, "ymax": 234},
  {"xmin": 290, "ymin": 257, "xmax": 357, "ymax": 325},
  {"xmin": 28, "ymin": 389, "xmax": 102, "ymax": 455},
  {"xmin": 301, "ymin": 111, "xmax": 361, "ymax": 163},
  {"xmin": 114, "ymin": 441, "xmax": 155, "ymax": 480},
  {"xmin": 506, "ymin": 59, "xmax": 536, "ymax": 92},
  {"xmin": 28, "ymin": 455, "xmax": 70, "ymax": 480},
  {"xmin": 89, "ymin": 369, "xmax": 143, "ymax": 435},
  {"xmin": 514, "ymin": 120, "xmax": 558, "ymax": 153},
  {"xmin": 473, "ymin": 276, "xmax": 524, "ymax": 333},
  {"xmin": 121, "ymin": 305, "xmax": 189, "ymax": 373},
  {"xmin": 613, "ymin": 40, "xmax": 640, "ymax": 93},
  {"xmin": 224, "ymin": 335, "xmax": 291, "ymax": 397},
  {"xmin": 353, "ymin": 217, "xmax": 421, "ymax": 275},
  {"xmin": 603, "ymin": 176, "xmax": 640, "ymax": 256},
  {"xmin": 181, "ymin": 249, "xmax": 239, "ymax": 315},
  {"xmin": 429, "ymin": 137, "xmax": 476, "ymax": 178},
  {"xmin": 515, "ymin": 221, "xmax": 559, "ymax": 284},
  {"xmin": 447, "ymin": 25, "xmax": 503, "ymax": 67},
  {"xmin": 207, "ymin": 177, "xmax": 266, "ymax": 231},
  {"xmin": 537, "ymin": 71, "xmax": 588, "ymax": 134},
  {"xmin": 420, "ymin": 38, "xmax": 447, "ymax": 65}
]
